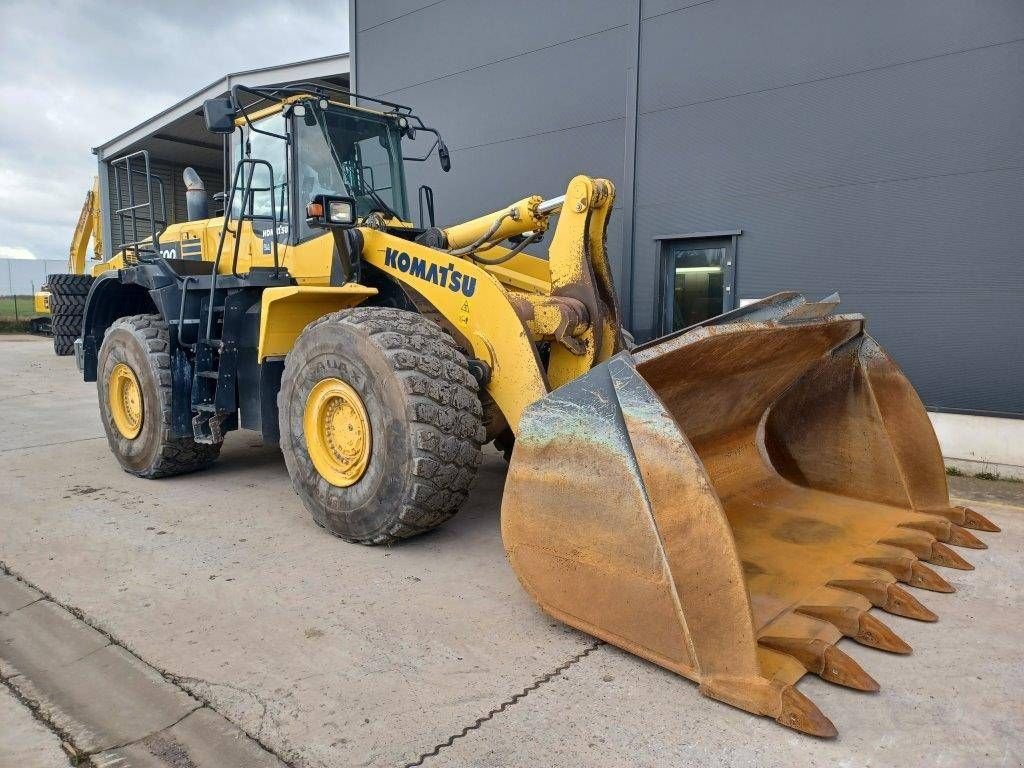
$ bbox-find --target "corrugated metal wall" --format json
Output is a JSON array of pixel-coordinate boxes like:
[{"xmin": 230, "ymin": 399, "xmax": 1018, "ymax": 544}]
[
  {"xmin": 353, "ymin": 0, "xmax": 1024, "ymax": 416},
  {"xmin": 632, "ymin": 0, "xmax": 1024, "ymax": 416},
  {"xmin": 353, "ymin": 0, "xmax": 631, "ymax": 257}
]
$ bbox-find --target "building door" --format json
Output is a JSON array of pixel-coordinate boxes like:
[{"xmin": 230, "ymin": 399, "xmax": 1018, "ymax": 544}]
[{"xmin": 658, "ymin": 235, "xmax": 737, "ymax": 334}]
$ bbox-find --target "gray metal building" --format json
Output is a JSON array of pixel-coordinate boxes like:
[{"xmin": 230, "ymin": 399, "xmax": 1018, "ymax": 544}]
[{"xmin": 350, "ymin": 0, "xmax": 1023, "ymax": 418}]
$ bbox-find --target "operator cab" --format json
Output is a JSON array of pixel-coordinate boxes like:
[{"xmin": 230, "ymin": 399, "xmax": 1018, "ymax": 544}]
[
  {"xmin": 231, "ymin": 99, "xmax": 411, "ymax": 245},
  {"xmin": 202, "ymin": 86, "xmax": 452, "ymax": 251}
]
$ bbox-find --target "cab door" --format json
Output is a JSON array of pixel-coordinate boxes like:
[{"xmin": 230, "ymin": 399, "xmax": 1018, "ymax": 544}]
[{"xmin": 222, "ymin": 111, "xmax": 293, "ymax": 275}]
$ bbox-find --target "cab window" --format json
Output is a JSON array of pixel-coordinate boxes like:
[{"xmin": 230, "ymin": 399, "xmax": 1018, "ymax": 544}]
[
  {"xmin": 295, "ymin": 105, "xmax": 407, "ymax": 239},
  {"xmin": 231, "ymin": 113, "xmax": 289, "ymax": 224}
]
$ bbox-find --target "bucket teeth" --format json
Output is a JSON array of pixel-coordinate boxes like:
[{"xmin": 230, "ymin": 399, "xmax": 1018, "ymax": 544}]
[
  {"xmin": 880, "ymin": 536, "xmax": 974, "ymax": 570},
  {"xmin": 796, "ymin": 605, "xmax": 912, "ymax": 654},
  {"xmin": 926, "ymin": 541, "xmax": 974, "ymax": 570},
  {"xmin": 880, "ymin": 583, "xmax": 937, "ymax": 622},
  {"xmin": 760, "ymin": 636, "xmax": 879, "ymax": 692},
  {"xmin": 929, "ymin": 505, "xmax": 1000, "ymax": 533},
  {"xmin": 776, "ymin": 686, "xmax": 838, "ymax": 738},
  {"xmin": 828, "ymin": 579, "xmax": 937, "ymax": 622},
  {"xmin": 900, "ymin": 520, "xmax": 987, "ymax": 550},
  {"xmin": 908, "ymin": 561, "xmax": 956, "ymax": 592},
  {"xmin": 944, "ymin": 524, "xmax": 987, "ymax": 549},
  {"xmin": 961, "ymin": 506, "xmax": 1000, "ymax": 533},
  {"xmin": 855, "ymin": 556, "xmax": 955, "ymax": 592}
]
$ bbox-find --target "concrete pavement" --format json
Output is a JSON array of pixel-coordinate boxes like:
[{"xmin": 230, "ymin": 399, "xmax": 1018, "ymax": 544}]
[
  {"xmin": 0, "ymin": 684, "xmax": 69, "ymax": 767},
  {"xmin": 0, "ymin": 335, "xmax": 1021, "ymax": 767}
]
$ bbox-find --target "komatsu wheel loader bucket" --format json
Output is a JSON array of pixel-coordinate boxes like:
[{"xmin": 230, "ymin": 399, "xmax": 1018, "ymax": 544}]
[{"xmin": 501, "ymin": 293, "xmax": 997, "ymax": 736}]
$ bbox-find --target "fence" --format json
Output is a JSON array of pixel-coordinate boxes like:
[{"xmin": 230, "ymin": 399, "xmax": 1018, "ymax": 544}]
[{"xmin": 0, "ymin": 258, "xmax": 68, "ymax": 323}]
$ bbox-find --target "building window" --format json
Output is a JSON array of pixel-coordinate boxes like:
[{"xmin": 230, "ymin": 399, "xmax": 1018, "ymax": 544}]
[{"xmin": 655, "ymin": 230, "xmax": 740, "ymax": 334}]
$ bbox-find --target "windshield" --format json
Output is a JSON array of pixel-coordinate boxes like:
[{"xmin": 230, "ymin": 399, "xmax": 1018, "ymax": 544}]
[{"xmin": 296, "ymin": 104, "xmax": 408, "ymax": 235}]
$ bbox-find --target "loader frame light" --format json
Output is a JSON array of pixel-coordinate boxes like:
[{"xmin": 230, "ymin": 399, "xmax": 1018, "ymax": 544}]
[{"xmin": 306, "ymin": 195, "xmax": 356, "ymax": 229}]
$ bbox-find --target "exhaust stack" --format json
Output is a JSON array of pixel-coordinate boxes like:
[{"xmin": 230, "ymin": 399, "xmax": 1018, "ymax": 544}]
[{"xmin": 183, "ymin": 167, "xmax": 208, "ymax": 221}]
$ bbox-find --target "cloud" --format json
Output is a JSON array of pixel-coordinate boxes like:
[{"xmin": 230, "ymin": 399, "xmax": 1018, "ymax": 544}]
[
  {"xmin": 0, "ymin": 0, "xmax": 349, "ymax": 259},
  {"xmin": 0, "ymin": 246, "xmax": 36, "ymax": 260}
]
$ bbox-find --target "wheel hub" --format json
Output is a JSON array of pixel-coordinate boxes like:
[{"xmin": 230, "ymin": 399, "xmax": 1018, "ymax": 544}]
[
  {"xmin": 304, "ymin": 378, "xmax": 372, "ymax": 487},
  {"xmin": 108, "ymin": 362, "xmax": 143, "ymax": 439}
]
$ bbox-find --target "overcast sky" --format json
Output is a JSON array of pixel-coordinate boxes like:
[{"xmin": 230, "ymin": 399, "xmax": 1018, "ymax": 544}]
[{"xmin": 0, "ymin": 0, "xmax": 348, "ymax": 261}]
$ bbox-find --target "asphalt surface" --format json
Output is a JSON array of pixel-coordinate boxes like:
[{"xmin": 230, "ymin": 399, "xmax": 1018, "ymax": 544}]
[{"xmin": 1, "ymin": 335, "xmax": 1022, "ymax": 767}]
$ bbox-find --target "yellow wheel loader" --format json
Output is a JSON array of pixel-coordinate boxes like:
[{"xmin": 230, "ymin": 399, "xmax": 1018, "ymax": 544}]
[{"xmin": 78, "ymin": 84, "xmax": 998, "ymax": 737}]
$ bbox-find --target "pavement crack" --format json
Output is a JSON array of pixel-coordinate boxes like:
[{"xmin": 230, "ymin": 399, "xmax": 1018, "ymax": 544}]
[
  {"xmin": 402, "ymin": 640, "xmax": 604, "ymax": 768},
  {"xmin": 0, "ymin": 595, "xmax": 44, "ymax": 616},
  {"xmin": 0, "ymin": 389, "xmax": 56, "ymax": 402},
  {"xmin": 168, "ymin": 674, "xmax": 271, "ymax": 741},
  {"xmin": 0, "ymin": 435, "xmax": 106, "ymax": 454}
]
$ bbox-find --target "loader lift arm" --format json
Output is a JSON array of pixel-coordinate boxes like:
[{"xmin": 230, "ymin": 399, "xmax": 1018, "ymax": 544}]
[{"xmin": 359, "ymin": 175, "xmax": 627, "ymax": 432}]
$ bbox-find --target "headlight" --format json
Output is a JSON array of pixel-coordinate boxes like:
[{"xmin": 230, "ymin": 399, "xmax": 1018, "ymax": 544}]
[
  {"xmin": 328, "ymin": 199, "xmax": 355, "ymax": 225},
  {"xmin": 306, "ymin": 195, "xmax": 358, "ymax": 229}
]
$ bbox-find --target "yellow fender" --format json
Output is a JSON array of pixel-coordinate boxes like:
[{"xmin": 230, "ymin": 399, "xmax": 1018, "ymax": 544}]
[{"xmin": 258, "ymin": 285, "xmax": 378, "ymax": 360}]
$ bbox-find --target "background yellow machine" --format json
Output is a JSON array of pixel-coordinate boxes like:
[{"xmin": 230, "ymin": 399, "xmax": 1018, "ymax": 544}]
[{"xmin": 78, "ymin": 84, "xmax": 998, "ymax": 737}]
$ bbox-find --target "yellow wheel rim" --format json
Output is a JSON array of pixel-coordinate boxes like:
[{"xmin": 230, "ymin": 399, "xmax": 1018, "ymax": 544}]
[
  {"xmin": 108, "ymin": 362, "xmax": 143, "ymax": 439},
  {"xmin": 304, "ymin": 378, "xmax": 372, "ymax": 487}
]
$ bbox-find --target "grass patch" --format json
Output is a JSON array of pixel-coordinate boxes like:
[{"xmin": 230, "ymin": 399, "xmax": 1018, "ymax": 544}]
[
  {"xmin": 0, "ymin": 295, "xmax": 45, "ymax": 333},
  {"xmin": 0, "ymin": 319, "xmax": 32, "ymax": 333},
  {"xmin": 949, "ymin": 465, "xmax": 1023, "ymax": 483},
  {"xmin": 974, "ymin": 471, "xmax": 1022, "ymax": 484}
]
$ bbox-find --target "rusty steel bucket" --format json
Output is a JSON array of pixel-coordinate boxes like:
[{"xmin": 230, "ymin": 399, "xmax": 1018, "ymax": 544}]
[{"xmin": 501, "ymin": 293, "xmax": 998, "ymax": 736}]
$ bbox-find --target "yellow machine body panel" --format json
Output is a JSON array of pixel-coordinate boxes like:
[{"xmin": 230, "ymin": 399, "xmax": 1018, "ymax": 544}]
[{"xmin": 258, "ymin": 285, "xmax": 378, "ymax": 360}]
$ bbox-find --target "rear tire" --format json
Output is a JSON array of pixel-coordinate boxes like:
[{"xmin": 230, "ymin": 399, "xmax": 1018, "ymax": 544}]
[
  {"xmin": 46, "ymin": 273, "xmax": 93, "ymax": 356},
  {"xmin": 97, "ymin": 314, "xmax": 220, "ymax": 478},
  {"xmin": 279, "ymin": 307, "xmax": 485, "ymax": 544}
]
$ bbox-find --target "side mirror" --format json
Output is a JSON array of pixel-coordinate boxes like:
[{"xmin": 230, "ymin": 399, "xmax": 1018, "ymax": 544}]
[
  {"xmin": 437, "ymin": 140, "xmax": 451, "ymax": 172},
  {"xmin": 202, "ymin": 98, "xmax": 236, "ymax": 134},
  {"xmin": 306, "ymin": 195, "xmax": 357, "ymax": 229}
]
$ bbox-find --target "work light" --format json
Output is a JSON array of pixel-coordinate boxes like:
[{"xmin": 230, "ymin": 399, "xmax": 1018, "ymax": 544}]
[
  {"xmin": 328, "ymin": 199, "xmax": 355, "ymax": 225},
  {"xmin": 306, "ymin": 195, "xmax": 357, "ymax": 229}
]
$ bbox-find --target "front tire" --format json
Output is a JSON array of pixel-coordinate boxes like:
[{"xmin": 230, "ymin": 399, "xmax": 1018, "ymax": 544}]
[
  {"xmin": 279, "ymin": 307, "xmax": 485, "ymax": 544},
  {"xmin": 97, "ymin": 314, "xmax": 220, "ymax": 478}
]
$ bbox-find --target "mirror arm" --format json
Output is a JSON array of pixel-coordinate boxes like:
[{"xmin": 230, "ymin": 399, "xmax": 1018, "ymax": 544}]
[
  {"xmin": 404, "ymin": 136, "xmax": 440, "ymax": 162},
  {"xmin": 229, "ymin": 85, "xmax": 289, "ymax": 142}
]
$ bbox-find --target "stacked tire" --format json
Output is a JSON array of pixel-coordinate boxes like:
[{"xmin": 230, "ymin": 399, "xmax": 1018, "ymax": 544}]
[{"xmin": 46, "ymin": 273, "xmax": 94, "ymax": 356}]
